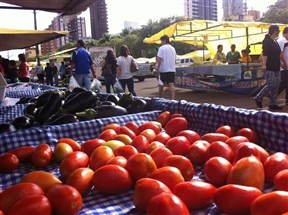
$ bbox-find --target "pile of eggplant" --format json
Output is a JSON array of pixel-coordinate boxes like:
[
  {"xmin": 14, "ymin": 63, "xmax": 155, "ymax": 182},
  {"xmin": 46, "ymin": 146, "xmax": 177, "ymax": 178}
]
[{"xmin": 1, "ymin": 88, "xmax": 150, "ymax": 133}]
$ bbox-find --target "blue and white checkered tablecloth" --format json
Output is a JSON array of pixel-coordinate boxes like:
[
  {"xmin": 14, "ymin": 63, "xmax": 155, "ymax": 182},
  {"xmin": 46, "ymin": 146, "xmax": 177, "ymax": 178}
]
[{"xmin": 1, "ymin": 97, "xmax": 288, "ymax": 215}]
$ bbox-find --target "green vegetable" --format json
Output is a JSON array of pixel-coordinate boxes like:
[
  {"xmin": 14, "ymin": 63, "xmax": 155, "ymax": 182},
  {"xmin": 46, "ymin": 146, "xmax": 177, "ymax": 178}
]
[{"xmin": 75, "ymin": 109, "xmax": 98, "ymax": 120}]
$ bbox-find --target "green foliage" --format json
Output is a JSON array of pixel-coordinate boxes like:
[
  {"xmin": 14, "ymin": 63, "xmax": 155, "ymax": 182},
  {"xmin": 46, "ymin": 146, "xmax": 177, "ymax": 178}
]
[{"xmin": 261, "ymin": 0, "xmax": 288, "ymax": 24}]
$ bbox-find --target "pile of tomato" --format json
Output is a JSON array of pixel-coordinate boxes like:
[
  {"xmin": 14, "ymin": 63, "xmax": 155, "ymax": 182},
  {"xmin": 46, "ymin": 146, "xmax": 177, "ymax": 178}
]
[{"xmin": 1, "ymin": 111, "xmax": 288, "ymax": 215}]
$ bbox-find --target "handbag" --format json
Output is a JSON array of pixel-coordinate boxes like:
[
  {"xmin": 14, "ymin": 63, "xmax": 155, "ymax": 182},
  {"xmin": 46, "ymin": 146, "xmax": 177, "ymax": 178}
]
[{"xmin": 130, "ymin": 58, "xmax": 139, "ymax": 73}]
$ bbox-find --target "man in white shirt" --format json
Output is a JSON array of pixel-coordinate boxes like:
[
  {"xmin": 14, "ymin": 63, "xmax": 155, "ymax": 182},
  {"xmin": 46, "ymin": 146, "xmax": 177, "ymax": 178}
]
[
  {"xmin": 277, "ymin": 26, "xmax": 288, "ymax": 104},
  {"xmin": 156, "ymin": 35, "xmax": 177, "ymax": 100}
]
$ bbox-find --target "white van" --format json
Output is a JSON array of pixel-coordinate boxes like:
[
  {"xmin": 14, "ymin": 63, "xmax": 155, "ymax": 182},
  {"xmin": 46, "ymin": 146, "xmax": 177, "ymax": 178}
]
[{"xmin": 176, "ymin": 56, "xmax": 194, "ymax": 67}]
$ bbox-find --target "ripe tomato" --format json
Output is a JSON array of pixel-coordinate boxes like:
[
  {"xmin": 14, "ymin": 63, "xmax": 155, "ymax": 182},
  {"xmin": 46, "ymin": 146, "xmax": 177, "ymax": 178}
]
[
  {"xmin": 205, "ymin": 141, "xmax": 234, "ymax": 163},
  {"xmin": 146, "ymin": 193, "xmax": 189, "ymax": 215},
  {"xmin": 149, "ymin": 166, "xmax": 184, "ymax": 191},
  {"xmin": 130, "ymin": 135, "xmax": 149, "ymax": 153},
  {"xmin": 164, "ymin": 155, "xmax": 195, "ymax": 181},
  {"xmin": 233, "ymin": 142, "xmax": 261, "ymax": 164},
  {"xmin": 138, "ymin": 122, "xmax": 161, "ymax": 135},
  {"xmin": 46, "ymin": 184, "xmax": 82, "ymax": 215},
  {"xmin": 201, "ymin": 133, "xmax": 229, "ymax": 143},
  {"xmin": 8, "ymin": 146, "xmax": 35, "ymax": 163},
  {"xmin": 225, "ymin": 136, "xmax": 249, "ymax": 152},
  {"xmin": 21, "ymin": 171, "xmax": 62, "ymax": 193},
  {"xmin": 152, "ymin": 133, "xmax": 171, "ymax": 145},
  {"xmin": 146, "ymin": 141, "xmax": 165, "ymax": 154},
  {"xmin": 214, "ymin": 184, "xmax": 262, "ymax": 215},
  {"xmin": 81, "ymin": 138, "xmax": 105, "ymax": 157},
  {"xmin": 66, "ymin": 167, "xmax": 94, "ymax": 196},
  {"xmin": 133, "ymin": 178, "xmax": 172, "ymax": 213},
  {"xmin": 251, "ymin": 191, "xmax": 288, "ymax": 215},
  {"xmin": 215, "ymin": 125, "xmax": 235, "ymax": 137},
  {"xmin": 173, "ymin": 181, "xmax": 217, "ymax": 211},
  {"xmin": 102, "ymin": 123, "xmax": 121, "ymax": 133},
  {"xmin": 98, "ymin": 129, "xmax": 117, "ymax": 141},
  {"xmin": 157, "ymin": 111, "xmax": 172, "ymax": 127},
  {"xmin": 166, "ymin": 136, "xmax": 190, "ymax": 156},
  {"xmin": 0, "ymin": 153, "xmax": 19, "ymax": 173},
  {"xmin": 264, "ymin": 152, "xmax": 288, "ymax": 183},
  {"xmin": 0, "ymin": 182, "xmax": 44, "ymax": 214},
  {"xmin": 53, "ymin": 142, "xmax": 73, "ymax": 163},
  {"xmin": 89, "ymin": 145, "xmax": 115, "ymax": 171},
  {"xmin": 124, "ymin": 121, "xmax": 139, "ymax": 135},
  {"xmin": 57, "ymin": 137, "xmax": 81, "ymax": 151},
  {"xmin": 8, "ymin": 195, "xmax": 52, "ymax": 215},
  {"xmin": 106, "ymin": 156, "xmax": 127, "ymax": 168},
  {"xmin": 114, "ymin": 145, "xmax": 138, "ymax": 160},
  {"xmin": 31, "ymin": 143, "xmax": 53, "ymax": 168},
  {"xmin": 140, "ymin": 129, "xmax": 157, "ymax": 143},
  {"xmin": 228, "ymin": 156, "xmax": 265, "ymax": 190},
  {"xmin": 118, "ymin": 126, "xmax": 136, "ymax": 140},
  {"xmin": 165, "ymin": 117, "xmax": 188, "ymax": 137},
  {"xmin": 274, "ymin": 169, "xmax": 288, "ymax": 191},
  {"xmin": 114, "ymin": 134, "xmax": 133, "ymax": 145},
  {"xmin": 187, "ymin": 140, "xmax": 210, "ymax": 165},
  {"xmin": 204, "ymin": 156, "xmax": 232, "ymax": 187},
  {"xmin": 103, "ymin": 140, "xmax": 125, "ymax": 151},
  {"xmin": 60, "ymin": 151, "xmax": 89, "ymax": 181},
  {"xmin": 176, "ymin": 130, "xmax": 200, "ymax": 145},
  {"xmin": 92, "ymin": 164, "xmax": 132, "ymax": 195},
  {"xmin": 171, "ymin": 113, "xmax": 183, "ymax": 118},
  {"xmin": 126, "ymin": 153, "xmax": 157, "ymax": 183},
  {"xmin": 235, "ymin": 128, "xmax": 258, "ymax": 143},
  {"xmin": 150, "ymin": 147, "xmax": 173, "ymax": 168}
]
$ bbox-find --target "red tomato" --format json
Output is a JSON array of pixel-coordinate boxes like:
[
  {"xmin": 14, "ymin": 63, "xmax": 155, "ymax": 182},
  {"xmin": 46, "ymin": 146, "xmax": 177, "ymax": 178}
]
[
  {"xmin": 228, "ymin": 156, "xmax": 265, "ymax": 190},
  {"xmin": 0, "ymin": 153, "xmax": 19, "ymax": 173},
  {"xmin": 150, "ymin": 147, "xmax": 173, "ymax": 168},
  {"xmin": 173, "ymin": 181, "xmax": 217, "ymax": 211},
  {"xmin": 201, "ymin": 133, "xmax": 229, "ymax": 143},
  {"xmin": 114, "ymin": 145, "xmax": 138, "ymax": 160},
  {"xmin": 149, "ymin": 166, "xmax": 184, "ymax": 191},
  {"xmin": 204, "ymin": 156, "xmax": 232, "ymax": 187},
  {"xmin": 146, "ymin": 141, "xmax": 165, "ymax": 154},
  {"xmin": 205, "ymin": 141, "xmax": 234, "ymax": 163},
  {"xmin": 60, "ymin": 151, "xmax": 89, "ymax": 181},
  {"xmin": 8, "ymin": 195, "xmax": 52, "ymax": 215},
  {"xmin": 176, "ymin": 130, "xmax": 200, "ymax": 145},
  {"xmin": 164, "ymin": 155, "xmax": 195, "ymax": 181},
  {"xmin": 130, "ymin": 135, "xmax": 149, "ymax": 153},
  {"xmin": 215, "ymin": 125, "xmax": 235, "ymax": 137},
  {"xmin": 140, "ymin": 129, "xmax": 157, "ymax": 143},
  {"xmin": 46, "ymin": 184, "xmax": 82, "ymax": 215},
  {"xmin": 264, "ymin": 152, "xmax": 288, "ymax": 184},
  {"xmin": 152, "ymin": 133, "xmax": 171, "ymax": 145},
  {"xmin": 98, "ymin": 128, "xmax": 117, "ymax": 141},
  {"xmin": 124, "ymin": 121, "xmax": 139, "ymax": 135},
  {"xmin": 126, "ymin": 153, "xmax": 157, "ymax": 183},
  {"xmin": 0, "ymin": 211, "xmax": 3, "ymax": 215},
  {"xmin": 138, "ymin": 122, "xmax": 161, "ymax": 135},
  {"xmin": 147, "ymin": 193, "xmax": 189, "ymax": 215},
  {"xmin": 157, "ymin": 111, "xmax": 172, "ymax": 127},
  {"xmin": 214, "ymin": 184, "xmax": 262, "ymax": 215},
  {"xmin": 251, "ymin": 191, "xmax": 288, "ymax": 215},
  {"xmin": 114, "ymin": 134, "xmax": 133, "ymax": 145},
  {"xmin": 8, "ymin": 146, "xmax": 35, "ymax": 163},
  {"xmin": 102, "ymin": 123, "xmax": 121, "ymax": 133},
  {"xmin": 225, "ymin": 136, "xmax": 249, "ymax": 152},
  {"xmin": 31, "ymin": 144, "xmax": 53, "ymax": 168},
  {"xmin": 171, "ymin": 113, "xmax": 183, "ymax": 118},
  {"xmin": 235, "ymin": 128, "xmax": 258, "ymax": 143},
  {"xmin": 0, "ymin": 182, "xmax": 44, "ymax": 214},
  {"xmin": 57, "ymin": 137, "xmax": 81, "ymax": 151},
  {"xmin": 89, "ymin": 145, "xmax": 115, "ymax": 171},
  {"xmin": 81, "ymin": 138, "xmax": 105, "ymax": 157},
  {"xmin": 21, "ymin": 171, "xmax": 62, "ymax": 193},
  {"xmin": 133, "ymin": 178, "xmax": 172, "ymax": 213},
  {"xmin": 118, "ymin": 126, "xmax": 136, "ymax": 140},
  {"xmin": 106, "ymin": 156, "xmax": 127, "ymax": 168},
  {"xmin": 92, "ymin": 164, "xmax": 132, "ymax": 195},
  {"xmin": 187, "ymin": 140, "xmax": 210, "ymax": 165},
  {"xmin": 274, "ymin": 169, "xmax": 288, "ymax": 191},
  {"xmin": 66, "ymin": 167, "xmax": 94, "ymax": 196},
  {"xmin": 166, "ymin": 136, "xmax": 190, "ymax": 156},
  {"xmin": 233, "ymin": 142, "xmax": 261, "ymax": 164},
  {"xmin": 165, "ymin": 117, "xmax": 188, "ymax": 137}
]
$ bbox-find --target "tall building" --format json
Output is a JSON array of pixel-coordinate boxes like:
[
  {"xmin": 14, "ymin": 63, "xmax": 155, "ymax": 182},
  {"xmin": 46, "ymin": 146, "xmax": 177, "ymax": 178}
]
[
  {"xmin": 223, "ymin": 0, "xmax": 245, "ymax": 20},
  {"xmin": 67, "ymin": 16, "xmax": 87, "ymax": 41},
  {"xmin": 248, "ymin": 10, "xmax": 260, "ymax": 21},
  {"xmin": 184, "ymin": 0, "xmax": 218, "ymax": 21},
  {"xmin": 90, "ymin": 0, "xmax": 108, "ymax": 40}
]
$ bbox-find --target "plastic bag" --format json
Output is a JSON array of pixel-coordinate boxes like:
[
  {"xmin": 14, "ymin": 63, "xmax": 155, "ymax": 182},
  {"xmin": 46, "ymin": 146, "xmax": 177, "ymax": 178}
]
[
  {"xmin": 113, "ymin": 79, "xmax": 124, "ymax": 93},
  {"xmin": 68, "ymin": 75, "xmax": 80, "ymax": 90},
  {"xmin": 158, "ymin": 75, "xmax": 164, "ymax": 86},
  {"xmin": 90, "ymin": 78, "xmax": 102, "ymax": 92}
]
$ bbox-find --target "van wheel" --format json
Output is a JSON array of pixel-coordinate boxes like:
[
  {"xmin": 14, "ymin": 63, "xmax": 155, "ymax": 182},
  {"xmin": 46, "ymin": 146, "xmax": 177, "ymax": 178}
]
[{"xmin": 138, "ymin": 77, "xmax": 145, "ymax": 82}]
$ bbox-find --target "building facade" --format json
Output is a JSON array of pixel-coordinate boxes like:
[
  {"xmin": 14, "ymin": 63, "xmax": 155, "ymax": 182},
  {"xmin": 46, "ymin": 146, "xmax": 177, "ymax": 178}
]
[
  {"xmin": 184, "ymin": 0, "xmax": 218, "ymax": 21},
  {"xmin": 223, "ymin": 0, "xmax": 245, "ymax": 20},
  {"xmin": 248, "ymin": 10, "xmax": 261, "ymax": 21},
  {"xmin": 90, "ymin": 0, "xmax": 108, "ymax": 40}
]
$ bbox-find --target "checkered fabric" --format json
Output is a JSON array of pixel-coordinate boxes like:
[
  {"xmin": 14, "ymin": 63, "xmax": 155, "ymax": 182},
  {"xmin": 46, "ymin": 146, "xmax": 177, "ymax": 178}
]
[
  {"xmin": 1, "ymin": 97, "xmax": 288, "ymax": 215},
  {"xmin": 0, "ymin": 104, "xmax": 27, "ymax": 124}
]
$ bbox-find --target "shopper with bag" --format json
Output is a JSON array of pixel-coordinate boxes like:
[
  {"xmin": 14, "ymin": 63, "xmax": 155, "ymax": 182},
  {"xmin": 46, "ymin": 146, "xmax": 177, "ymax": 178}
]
[
  {"xmin": 101, "ymin": 50, "xmax": 117, "ymax": 93},
  {"xmin": 116, "ymin": 45, "xmax": 137, "ymax": 96}
]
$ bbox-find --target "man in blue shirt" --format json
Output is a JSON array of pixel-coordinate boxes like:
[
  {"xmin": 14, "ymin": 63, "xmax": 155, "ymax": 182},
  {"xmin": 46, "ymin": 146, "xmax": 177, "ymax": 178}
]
[{"xmin": 71, "ymin": 40, "xmax": 96, "ymax": 90}]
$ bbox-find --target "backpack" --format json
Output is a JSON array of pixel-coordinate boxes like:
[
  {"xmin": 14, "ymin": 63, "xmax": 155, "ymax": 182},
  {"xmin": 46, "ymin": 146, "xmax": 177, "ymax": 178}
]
[{"xmin": 101, "ymin": 62, "xmax": 112, "ymax": 76}]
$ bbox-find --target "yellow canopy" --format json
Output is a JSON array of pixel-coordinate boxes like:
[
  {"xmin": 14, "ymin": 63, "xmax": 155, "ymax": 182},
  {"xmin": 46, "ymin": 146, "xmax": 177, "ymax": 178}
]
[
  {"xmin": 0, "ymin": 28, "xmax": 69, "ymax": 51},
  {"xmin": 143, "ymin": 20, "xmax": 287, "ymax": 57}
]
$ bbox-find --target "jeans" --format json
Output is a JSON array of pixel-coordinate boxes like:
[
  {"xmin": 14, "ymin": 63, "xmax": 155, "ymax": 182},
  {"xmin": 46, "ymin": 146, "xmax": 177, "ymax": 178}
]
[
  {"xmin": 74, "ymin": 73, "xmax": 91, "ymax": 90},
  {"xmin": 119, "ymin": 77, "xmax": 136, "ymax": 96},
  {"xmin": 46, "ymin": 75, "xmax": 53, "ymax": 86},
  {"xmin": 104, "ymin": 74, "xmax": 116, "ymax": 93}
]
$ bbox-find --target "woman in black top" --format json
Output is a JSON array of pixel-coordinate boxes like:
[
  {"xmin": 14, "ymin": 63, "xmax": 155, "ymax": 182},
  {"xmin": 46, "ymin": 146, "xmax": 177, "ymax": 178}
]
[
  {"xmin": 101, "ymin": 50, "xmax": 117, "ymax": 93},
  {"xmin": 254, "ymin": 25, "xmax": 288, "ymax": 110}
]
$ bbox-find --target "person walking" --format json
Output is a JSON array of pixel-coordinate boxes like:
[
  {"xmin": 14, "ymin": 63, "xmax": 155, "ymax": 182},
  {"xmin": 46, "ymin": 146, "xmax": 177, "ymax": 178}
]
[
  {"xmin": 59, "ymin": 61, "xmax": 67, "ymax": 80},
  {"xmin": 17, "ymin": 53, "xmax": 30, "ymax": 82},
  {"xmin": 71, "ymin": 40, "xmax": 96, "ymax": 90},
  {"xmin": 44, "ymin": 62, "xmax": 53, "ymax": 86},
  {"xmin": 101, "ymin": 50, "xmax": 117, "ymax": 93},
  {"xmin": 35, "ymin": 62, "xmax": 44, "ymax": 84},
  {"xmin": 277, "ymin": 26, "xmax": 288, "ymax": 105},
  {"xmin": 116, "ymin": 45, "xmax": 137, "ymax": 96},
  {"xmin": 254, "ymin": 25, "xmax": 288, "ymax": 110},
  {"xmin": 155, "ymin": 35, "xmax": 177, "ymax": 100},
  {"xmin": 51, "ymin": 63, "xmax": 59, "ymax": 86}
]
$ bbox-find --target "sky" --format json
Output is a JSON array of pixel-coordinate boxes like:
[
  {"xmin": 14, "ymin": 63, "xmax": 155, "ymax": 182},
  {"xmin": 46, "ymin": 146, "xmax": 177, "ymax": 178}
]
[{"xmin": 0, "ymin": 0, "xmax": 278, "ymax": 60}]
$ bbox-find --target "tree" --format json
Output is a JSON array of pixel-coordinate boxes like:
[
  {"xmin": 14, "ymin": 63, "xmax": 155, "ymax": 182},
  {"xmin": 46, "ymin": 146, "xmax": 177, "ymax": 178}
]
[{"xmin": 261, "ymin": 0, "xmax": 288, "ymax": 24}]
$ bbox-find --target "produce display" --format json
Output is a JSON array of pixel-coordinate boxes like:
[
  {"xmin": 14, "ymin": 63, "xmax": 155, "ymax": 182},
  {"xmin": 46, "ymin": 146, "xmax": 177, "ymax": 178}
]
[{"xmin": 1, "ymin": 109, "xmax": 288, "ymax": 215}]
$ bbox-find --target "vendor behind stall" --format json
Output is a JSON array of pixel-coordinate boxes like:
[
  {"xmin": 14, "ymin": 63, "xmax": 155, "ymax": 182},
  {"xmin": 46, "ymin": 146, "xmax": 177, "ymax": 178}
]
[
  {"xmin": 214, "ymin": 44, "xmax": 227, "ymax": 64},
  {"xmin": 226, "ymin": 44, "xmax": 241, "ymax": 64},
  {"xmin": 240, "ymin": 49, "xmax": 252, "ymax": 63}
]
